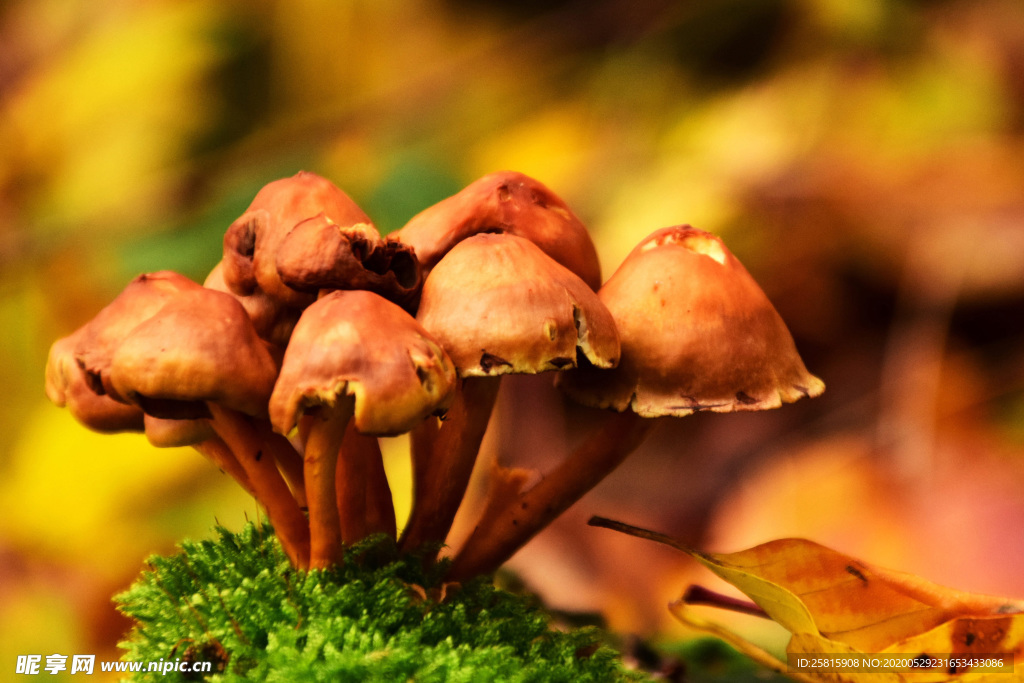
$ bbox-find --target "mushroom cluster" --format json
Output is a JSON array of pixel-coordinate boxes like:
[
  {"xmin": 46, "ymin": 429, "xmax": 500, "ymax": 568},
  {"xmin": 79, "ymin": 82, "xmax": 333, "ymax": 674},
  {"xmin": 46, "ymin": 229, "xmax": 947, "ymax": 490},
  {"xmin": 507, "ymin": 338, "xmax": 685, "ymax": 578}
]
[{"xmin": 45, "ymin": 170, "xmax": 823, "ymax": 576}]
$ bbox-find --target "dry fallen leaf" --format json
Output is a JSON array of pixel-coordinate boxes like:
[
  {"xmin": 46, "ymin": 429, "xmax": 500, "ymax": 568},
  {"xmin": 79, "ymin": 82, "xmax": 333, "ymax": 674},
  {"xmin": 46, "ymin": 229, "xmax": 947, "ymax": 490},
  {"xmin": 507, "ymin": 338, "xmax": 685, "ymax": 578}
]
[{"xmin": 590, "ymin": 517, "xmax": 1024, "ymax": 682}]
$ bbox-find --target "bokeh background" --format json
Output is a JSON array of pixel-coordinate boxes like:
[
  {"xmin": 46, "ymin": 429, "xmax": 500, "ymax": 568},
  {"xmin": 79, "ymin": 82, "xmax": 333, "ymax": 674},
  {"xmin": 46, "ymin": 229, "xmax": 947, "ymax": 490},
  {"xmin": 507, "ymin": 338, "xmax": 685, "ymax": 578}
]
[{"xmin": 3, "ymin": 0, "xmax": 1024, "ymax": 678}]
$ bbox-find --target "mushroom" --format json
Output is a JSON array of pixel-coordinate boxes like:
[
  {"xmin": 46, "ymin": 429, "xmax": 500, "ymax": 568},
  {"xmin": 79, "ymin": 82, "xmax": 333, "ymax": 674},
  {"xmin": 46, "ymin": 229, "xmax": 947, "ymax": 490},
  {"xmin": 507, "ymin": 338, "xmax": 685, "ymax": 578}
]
[
  {"xmin": 45, "ymin": 288, "xmax": 283, "ymax": 510},
  {"xmin": 269, "ymin": 290, "xmax": 456, "ymax": 568},
  {"xmin": 561, "ymin": 226, "xmax": 826, "ymax": 414},
  {"xmin": 109, "ymin": 286, "xmax": 310, "ymax": 568},
  {"xmin": 222, "ymin": 171, "xmax": 375, "ymax": 307},
  {"xmin": 393, "ymin": 170, "xmax": 603, "ymax": 290},
  {"xmin": 446, "ymin": 225, "xmax": 824, "ymax": 580},
  {"xmin": 275, "ymin": 213, "xmax": 422, "ymax": 311},
  {"xmin": 400, "ymin": 232, "xmax": 619, "ymax": 554}
]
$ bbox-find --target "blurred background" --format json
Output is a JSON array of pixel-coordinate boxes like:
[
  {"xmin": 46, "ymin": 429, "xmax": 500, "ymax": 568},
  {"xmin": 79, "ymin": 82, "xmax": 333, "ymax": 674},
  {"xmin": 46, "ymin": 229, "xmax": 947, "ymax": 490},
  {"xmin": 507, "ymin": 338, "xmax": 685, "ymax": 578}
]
[{"xmin": 3, "ymin": 0, "xmax": 1024, "ymax": 677}]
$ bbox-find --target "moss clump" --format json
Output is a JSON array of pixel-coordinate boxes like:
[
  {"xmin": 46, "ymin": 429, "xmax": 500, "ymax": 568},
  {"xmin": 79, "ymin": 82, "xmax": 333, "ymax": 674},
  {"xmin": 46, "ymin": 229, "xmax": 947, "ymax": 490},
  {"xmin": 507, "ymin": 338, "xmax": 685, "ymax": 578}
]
[{"xmin": 116, "ymin": 524, "xmax": 645, "ymax": 682}]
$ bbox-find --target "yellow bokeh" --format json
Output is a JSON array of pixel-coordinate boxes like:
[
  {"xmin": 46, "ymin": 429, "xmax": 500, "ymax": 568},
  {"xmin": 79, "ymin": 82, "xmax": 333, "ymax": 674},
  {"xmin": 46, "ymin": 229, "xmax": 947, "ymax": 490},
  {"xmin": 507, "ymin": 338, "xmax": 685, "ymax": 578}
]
[{"xmin": 2, "ymin": 403, "xmax": 258, "ymax": 579}]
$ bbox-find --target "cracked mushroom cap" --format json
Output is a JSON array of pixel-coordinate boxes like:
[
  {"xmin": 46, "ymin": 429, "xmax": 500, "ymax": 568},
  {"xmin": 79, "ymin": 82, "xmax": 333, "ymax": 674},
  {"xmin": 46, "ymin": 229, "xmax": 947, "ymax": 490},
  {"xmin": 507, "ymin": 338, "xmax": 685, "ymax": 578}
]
[
  {"xmin": 269, "ymin": 290, "xmax": 456, "ymax": 437},
  {"xmin": 416, "ymin": 233, "xmax": 620, "ymax": 378},
  {"xmin": 45, "ymin": 329, "xmax": 145, "ymax": 433},
  {"xmin": 557, "ymin": 226, "xmax": 825, "ymax": 417},
  {"xmin": 73, "ymin": 271, "xmax": 203, "ymax": 401},
  {"xmin": 275, "ymin": 212, "xmax": 421, "ymax": 311},
  {"xmin": 222, "ymin": 171, "xmax": 375, "ymax": 306},
  {"xmin": 109, "ymin": 288, "xmax": 280, "ymax": 420},
  {"xmin": 394, "ymin": 171, "xmax": 602, "ymax": 291}
]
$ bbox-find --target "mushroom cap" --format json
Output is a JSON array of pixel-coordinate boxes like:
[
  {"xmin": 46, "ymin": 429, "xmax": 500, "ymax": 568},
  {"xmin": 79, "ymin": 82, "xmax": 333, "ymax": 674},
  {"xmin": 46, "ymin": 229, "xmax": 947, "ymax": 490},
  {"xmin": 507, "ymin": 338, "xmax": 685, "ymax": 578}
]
[
  {"xmin": 73, "ymin": 271, "xmax": 202, "ymax": 400},
  {"xmin": 110, "ymin": 288, "xmax": 280, "ymax": 419},
  {"xmin": 394, "ymin": 171, "xmax": 602, "ymax": 291},
  {"xmin": 557, "ymin": 226, "xmax": 825, "ymax": 417},
  {"xmin": 416, "ymin": 233, "xmax": 620, "ymax": 378},
  {"xmin": 204, "ymin": 260, "xmax": 301, "ymax": 349},
  {"xmin": 143, "ymin": 414, "xmax": 216, "ymax": 448},
  {"xmin": 45, "ymin": 330, "xmax": 145, "ymax": 433},
  {"xmin": 222, "ymin": 171, "xmax": 374, "ymax": 306},
  {"xmin": 269, "ymin": 290, "xmax": 456, "ymax": 437},
  {"xmin": 275, "ymin": 213, "xmax": 422, "ymax": 310}
]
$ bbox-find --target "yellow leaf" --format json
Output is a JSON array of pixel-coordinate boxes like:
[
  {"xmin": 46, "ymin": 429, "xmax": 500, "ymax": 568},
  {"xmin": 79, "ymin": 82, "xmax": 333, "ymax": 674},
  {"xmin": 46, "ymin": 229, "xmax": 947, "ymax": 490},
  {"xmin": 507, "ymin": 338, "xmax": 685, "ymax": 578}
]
[
  {"xmin": 590, "ymin": 517, "xmax": 1022, "ymax": 649},
  {"xmin": 700, "ymin": 538, "xmax": 1024, "ymax": 652},
  {"xmin": 882, "ymin": 614, "xmax": 1024, "ymax": 682},
  {"xmin": 589, "ymin": 517, "xmax": 1024, "ymax": 681}
]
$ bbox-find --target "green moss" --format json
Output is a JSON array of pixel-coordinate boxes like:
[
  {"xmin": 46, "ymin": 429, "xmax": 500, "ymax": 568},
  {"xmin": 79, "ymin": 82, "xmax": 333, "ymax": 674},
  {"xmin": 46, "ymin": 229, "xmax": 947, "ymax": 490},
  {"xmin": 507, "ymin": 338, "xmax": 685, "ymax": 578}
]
[{"xmin": 116, "ymin": 524, "xmax": 646, "ymax": 682}]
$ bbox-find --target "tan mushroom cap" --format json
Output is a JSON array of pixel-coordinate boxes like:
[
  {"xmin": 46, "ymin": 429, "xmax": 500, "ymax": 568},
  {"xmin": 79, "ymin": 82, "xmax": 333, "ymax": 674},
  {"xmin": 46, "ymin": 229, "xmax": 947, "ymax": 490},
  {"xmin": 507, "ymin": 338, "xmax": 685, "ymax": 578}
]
[
  {"xmin": 73, "ymin": 271, "xmax": 202, "ymax": 400},
  {"xmin": 45, "ymin": 330, "xmax": 145, "ymax": 433},
  {"xmin": 222, "ymin": 171, "xmax": 374, "ymax": 306},
  {"xmin": 558, "ymin": 226, "xmax": 825, "ymax": 417},
  {"xmin": 110, "ymin": 288, "xmax": 280, "ymax": 419},
  {"xmin": 394, "ymin": 171, "xmax": 602, "ymax": 291},
  {"xmin": 416, "ymin": 233, "xmax": 620, "ymax": 378},
  {"xmin": 269, "ymin": 290, "xmax": 456, "ymax": 437}
]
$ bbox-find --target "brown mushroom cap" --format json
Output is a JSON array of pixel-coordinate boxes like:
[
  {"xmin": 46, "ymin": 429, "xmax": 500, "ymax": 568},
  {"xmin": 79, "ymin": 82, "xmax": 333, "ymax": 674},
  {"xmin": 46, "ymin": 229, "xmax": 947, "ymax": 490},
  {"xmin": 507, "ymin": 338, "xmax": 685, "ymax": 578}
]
[
  {"xmin": 557, "ymin": 225, "xmax": 825, "ymax": 417},
  {"xmin": 274, "ymin": 213, "xmax": 421, "ymax": 310},
  {"xmin": 416, "ymin": 233, "xmax": 620, "ymax": 378},
  {"xmin": 143, "ymin": 414, "xmax": 216, "ymax": 448},
  {"xmin": 45, "ymin": 330, "xmax": 145, "ymax": 433},
  {"xmin": 269, "ymin": 290, "xmax": 456, "ymax": 437},
  {"xmin": 109, "ymin": 288, "xmax": 280, "ymax": 419},
  {"xmin": 73, "ymin": 271, "xmax": 202, "ymax": 401},
  {"xmin": 394, "ymin": 171, "xmax": 602, "ymax": 291},
  {"xmin": 204, "ymin": 260, "xmax": 301, "ymax": 349},
  {"xmin": 222, "ymin": 171, "xmax": 374, "ymax": 306}
]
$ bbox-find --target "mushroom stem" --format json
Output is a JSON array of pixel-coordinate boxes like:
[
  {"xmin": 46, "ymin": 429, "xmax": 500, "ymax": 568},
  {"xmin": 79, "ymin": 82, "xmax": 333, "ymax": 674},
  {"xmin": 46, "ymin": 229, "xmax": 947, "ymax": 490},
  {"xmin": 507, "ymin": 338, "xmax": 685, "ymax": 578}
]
[
  {"xmin": 339, "ymin": 425, "xmax": 396, "ymax": 541},
  {"xmin": 207, "ymin": 403, "xmax": 311, "ymax": 568},
  {"xmin": 304, "ymin": 397, "xmax": 355, "ymax": 568},
  {"xmin": 192, "ymin": 436, "xmax": 256, "ymax": 497},
  {"xmin": 260, "ymin": 429, "xmax": 308, "ymax": 508},
  {"xmin": 334, "ymin": 422, "xmax": 366, "ymax": 545},
  {"xmin": 400, "ymin": 376, "xmax": 500, "ymax": 553},
  {"xmin": 408, "ymin": 415, "xmax": 439, "ymax": 521},
  {"xmin": 447, "ymin": 410, "xmax": 653, "ymax": 581}
]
